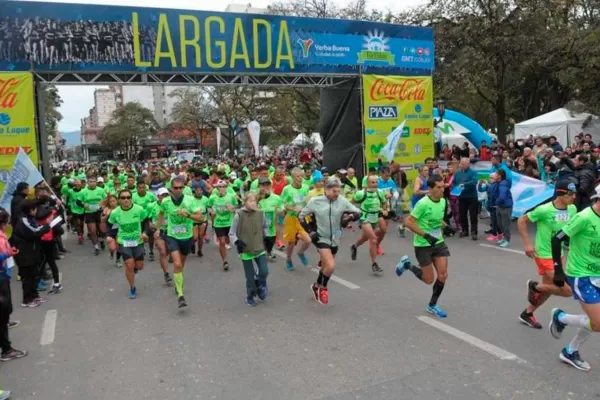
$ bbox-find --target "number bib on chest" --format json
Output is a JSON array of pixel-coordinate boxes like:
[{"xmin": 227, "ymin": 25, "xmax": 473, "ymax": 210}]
[
  {"xmin": 88, "ymin": 204, "xmax": 100, "ymax": 212},
  {"xmin": 172, "ymin": 225, "xmax": 188, "ymax": 235},
  {"xmin": 555, "ymin": 210, "xmax": 570, "ymax": 222},
  {"xmin": 123, "ymin": 240, "xmax": 138, "ymax": 247}
]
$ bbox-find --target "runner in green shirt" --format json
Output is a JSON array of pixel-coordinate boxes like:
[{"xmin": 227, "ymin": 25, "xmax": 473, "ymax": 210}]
[
  {"xmin": 108, "ymin": 189, "xmax": 148, "ymax": 300},
  {"xmin": 133, "ymin": 181, "xmax": 157, "ymax": 261},
  {"xmin": 157, "ymin": 177, "xmax": 204, "ymax": 309},
  {"xmin": 350, "ymin": 175, "xmax": 388, "ymax": 274},
  {"xmin": 149, "ymin": 187, "xmax": 172, "ymax": 284},
  {"xmin": 280, "ymin": 168, "xmax": 312, "ymax": 271},
  {"xmin": 207, "ymin": 180, "xmax": 239, "ymax": 271},
  {"xmin": 549, "ymin": 184, "xmax": 600, "ymax": 372},
  {"xmin": 257, "ymin": 177, "xmax": 284, "ymax": 260},
  {"xmin": 69, "ymin": 180, "xmax": 86, "ymax": 244},
  {"xmin": 396, "ymin": 174, "xmax": 450, "ymax": 319},
  {"xmin": 190, "ymin": 184, "xmax": 209, "ymax": 258},
  {"xmin": 517, "ymin": 181, "xmax": 577, "ymax": 329},
  {"xmin": 81, "ymin": 176, "xmax": 107, "ymax": 255}
]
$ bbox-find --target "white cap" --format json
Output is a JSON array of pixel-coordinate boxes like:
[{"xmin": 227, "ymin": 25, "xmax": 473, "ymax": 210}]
[
  {"xmin": 157, "ymin": 187, "xmax": 169, "ymax": 196},
  {"xmin": 230, "ymin": 172, "xmax": 237, "ymax": 179},
  {"xmin": 338, "ymin": 169, "xmax": 347, "ymax": 174},
  {"xmin": 216, "ymin": 180, "xmax": 228, "ymax": 187},
  {"xmin": 97, "ymin": 177, "xmax": 104, "ymax": 183},
  {"xmin": 142, "ymin": 170, "xmax": 148, "ymax": 176},
  {"xmin": 591, "ymin": 184, "xmax": 600, "ymax": 200}
]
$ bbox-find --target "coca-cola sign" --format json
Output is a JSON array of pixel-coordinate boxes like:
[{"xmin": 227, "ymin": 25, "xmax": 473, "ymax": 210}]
[
  {"xmin": 0, "ymin": 78, "xmax": 19, "ymax": 109},
  {"xmin": 369, "ymin": 78, "xmax": 427, "ymax": 102}
]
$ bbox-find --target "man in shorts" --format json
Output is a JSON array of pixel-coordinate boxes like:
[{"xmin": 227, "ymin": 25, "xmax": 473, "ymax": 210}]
[
  {"xmin": 107, "ymin": 189, "xmax": 148, "ymax": 299},
  {"xmin": 517, "ymin": 181, "xmax": 576, "ymax": 329},
  {"xmin": 133, "ymin": 181, "xmax": 157, "ymax": 261},
  {"xmin": 548, "ymin": 184, "xmax": 600, "ymax": 371},
  {"xmin": 280, "ymin": 168, "xmax": 312, "ymax": 271},
  {"xmin": 158, "ymin": 177, "xmax": 205, "ymax": 308},
  {"xmin": 82, "ymin": 176, "xmax": 107, "ymax": 255},
  {"xmin": 207, "ymin": 180, "xmax": 238, "ymax": 271},
  {"xmin": 396, "ymin": 174, "xmax": 451, "ymax": 318}
]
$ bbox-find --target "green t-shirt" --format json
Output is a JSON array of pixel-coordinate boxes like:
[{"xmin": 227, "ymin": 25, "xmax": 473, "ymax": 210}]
[
  {"xmin": 410, "ymin": 195, "xmax": 446, "ymax": 247},
  {"xmin": 250, "ymin": 179, "xmax": 265, "ymax": 193},
  {"xmin": 61, "ymin": 185, "xmax": 71, "ymax": 201},
  {"xmin": 191, "ymin": 195, "xmax": 210, "ymax": 217},
  {"xmin": 108, "ymin": 204, "xmax": 146, "ymax": 246},
  {"xmin": 183, "ymin": 186, "xmax": 193, "ymax": 197},
  {"xmin": 362, "ymin": 175, "xmax": 378, "ymax": 188},
  {"xmin": 259, "ymin": 194, "xmax": 283, "ymax": 237},
  {"xmin": 526, "ymin": 202, "xmax": 577, "ymax": 259},
  {"xmin": 82, "ymin": 186, "xmax": 106, "ymax": 213},
  {"xmin": 303, "ymin": 177, "xmax": 312, "ymax": 188},
  {"xmin": 132, "ymin": 191, "xmax": 157, "ymax": 210},
  {"xmin": 159, "ymin": 195, "xmax": 200, "ymax": 240},
  {"xmin": 353, "ymin": 189, "xmax": 386, "ymax": 223},
  {"xmin": 281, "ymin": 184, "xmax": 309, "ymax": 217},
  {"xmin": 563, "ymin": 207, "xmax": 600, "ymax": 277},
  {"xmin": 69, "ymin": 188, "xmax": 85, "ymax": 214},
  {"xmin": 207, "ymin": 193, "xmax": 238, "ymax": 228}
]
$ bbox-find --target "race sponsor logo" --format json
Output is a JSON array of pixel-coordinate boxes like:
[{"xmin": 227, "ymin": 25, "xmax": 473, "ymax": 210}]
[
  {"xmin": 0, "ymin": 146, "xmax": 33, "ymax": 155},
  {"xmin": 404, "ymin": 104, "xmax": 432, "ymax": 121},
  {"xmin": 400, "ymin": 47, "xmax": 433, "ymax": 65},
  {"xmin": 297, "ymin": 38, "xmax": 314, "ymax": 57},
  {"xmin": 369, "ymin": 78, "xmax": 427, "ymax": 102},
  {"xmin": 358, "ymin": 30, "xmax": 395, "ymax": 65},
  {"xmin": 368, "ymin": 105, "xmax": 398, "ymax": 120},
  {"xmin": 413, "ymin": 127, "xmax": 432, "ymax": 135}
]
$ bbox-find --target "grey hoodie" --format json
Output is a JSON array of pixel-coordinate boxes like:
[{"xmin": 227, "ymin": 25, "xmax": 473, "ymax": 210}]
[{"xmin": 300, "ymin": 195, "xmax": 360, "ymax": 247}]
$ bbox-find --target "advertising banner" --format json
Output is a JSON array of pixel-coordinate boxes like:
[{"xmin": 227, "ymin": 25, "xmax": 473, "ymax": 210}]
[
  {"xmin": 0, "ymin": 1, "xmax": 433, "ymax": 75},
  {"xmin": 0, "ymin": 73, "xmax": 38, "ymax": 196},
  {"xmin": 362, "ymin": 75, "xmax": 434, "ymax": 175}
]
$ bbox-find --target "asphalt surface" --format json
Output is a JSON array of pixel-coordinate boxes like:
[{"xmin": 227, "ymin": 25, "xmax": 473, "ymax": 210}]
[{"xmin": 2, "ymin": 219, "xmax": 600, "ymax": 400}]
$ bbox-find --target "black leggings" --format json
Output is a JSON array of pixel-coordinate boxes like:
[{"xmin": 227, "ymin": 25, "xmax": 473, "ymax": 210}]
[
  {"xmin": 264, "ymin": 236, "xmax": 275, "ymax": 254},
  {"xmin": 0, "ymin": 279, "xmax": 13, "ymax": 353},
  {"xmin": 41, "ymin": 241, "xmax": 60, "ymax": 283},
  {"xmin": 19, "ymin": 264, "xmax": 39, "ymax": 304}
]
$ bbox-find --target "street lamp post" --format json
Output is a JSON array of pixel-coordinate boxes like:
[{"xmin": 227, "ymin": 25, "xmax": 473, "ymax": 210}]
[{"xmin": 433, "ymin": 99, "xmax": 446, "ymax": 159}]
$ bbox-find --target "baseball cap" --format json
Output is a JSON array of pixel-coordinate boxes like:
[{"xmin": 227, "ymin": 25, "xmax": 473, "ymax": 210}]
[
  {"xmin": 97, "ymin": 177, "xmax": 104, "ymax": 183},
  {"xmin": 591, "ymin": 184, "xmax": 600, "ymax": 200},
  {"xmin": 216, "ymin": 180, "xmax": 228, "ymax": 187},
  {"xmin": 157, "ymin": 187, "xmax": 169, "ymax": 196},
  {"xmin": 258, "ymin": 176, "xmax": 271, "ymax": 185},
  {"xmin": 555, "ymin": 181, "xmax": 577, "ymax": 196},
  {"xmin": 338, "ymin": 169, "xmax": 347, "ymax": 174},
  {"xmin": 230, "ymin": 172, "xmax": 238, "ymax": 179}
]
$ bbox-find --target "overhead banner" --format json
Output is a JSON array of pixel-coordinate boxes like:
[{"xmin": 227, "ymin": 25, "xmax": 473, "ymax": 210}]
[
  {"xmin": 362, "ymin": 75, "xmax": 434, "ymax": 173},
  {"xmin": 0, "ymin": 1, "xmax": 433, "ymax": 75},
  {"xmin": 0, "ymin": 73, "xmax": 38, "ymax": 196},
  {"xmin": 247, "ymin": 121, "xmax": 261, "ymax": 155}
]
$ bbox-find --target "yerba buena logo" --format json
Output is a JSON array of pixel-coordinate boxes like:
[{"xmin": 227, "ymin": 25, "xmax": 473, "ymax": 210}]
[
  {"xmin": 358, "ymin": 30, "xmax": 394, "ymax": 65},
  {"xmin": 297, "ymin": 38, "xmax": 314, "ymax": 58}
]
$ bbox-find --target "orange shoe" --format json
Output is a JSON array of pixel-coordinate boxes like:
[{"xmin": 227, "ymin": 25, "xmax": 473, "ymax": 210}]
[
  {"xmin": 318, "ymin": 287, "xmax": 329, "ymax": 305},
  {"xmin": 377, "ymin": 246, "xmax": 384, "ymax": 256}
]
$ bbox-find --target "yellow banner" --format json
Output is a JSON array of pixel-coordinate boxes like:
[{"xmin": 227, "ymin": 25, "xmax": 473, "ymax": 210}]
[
  {"xmin": 362, "ymin": 75, "xmax": 434, "ymax": 173},
  {"xmin": 0, "ymin": 72, "xmax": 37, "ymax": 195}
]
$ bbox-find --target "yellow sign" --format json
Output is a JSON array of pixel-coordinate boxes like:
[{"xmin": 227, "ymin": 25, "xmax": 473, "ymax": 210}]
[
  {"xmin": 0, "ymin": 72, "xmax": 38, "ymax": 195},
  {"xmin": 362, "ymin": 75, "xmax": 434, "ymax": 173}
]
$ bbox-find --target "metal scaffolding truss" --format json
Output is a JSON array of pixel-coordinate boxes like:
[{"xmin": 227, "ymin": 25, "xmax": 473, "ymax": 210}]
[{"xmin": 33, "ymin": 71, "xmax": 355, "ymax": 87}]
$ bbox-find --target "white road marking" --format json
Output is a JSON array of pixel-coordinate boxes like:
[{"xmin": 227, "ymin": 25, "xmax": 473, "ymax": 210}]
[
  {"xmin": 479, "ymin": 243, "xmax": 524, "ymax": 255},
  {"xmin": 40, "ymin": 310, "xmax": 58, "ymax": 346},
  {"xmin": 417, "ymin": 316, "xmax": 525, "ymax": 363},
  {"xmin": 273, "ymin": 250, "xmax": 360, "ymax": 289}
]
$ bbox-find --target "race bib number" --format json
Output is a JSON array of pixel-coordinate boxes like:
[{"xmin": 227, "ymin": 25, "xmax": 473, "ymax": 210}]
[
  {"xmin": 555, "ymin": 211, "xmax": 570, "ymax": 222},
  {"xmin": 88, "ymin": 204, "xmax": 100, "ymax": 212},
  {"xmin": 172, "ymin": 225, "xmax": 188, "ymax": 235},
  {"xmin": 265, "ymin": 215, "xmax": 272, "ymax": 226},
  {"xmin": 430, "ymin": 228, "xmax": 442, "ymax": 239},
  {"xmin": 366, "ymin": 212, "xmax": 379, "ymax": 223},
  {"xmin": 6, "ymin": 257, "xmax": 14, "ymax": 270},
  {"xmin": 294, "ymin": 195, "xmax": 305, "ymax": 204},
  {"xmin": 123, "ymin": 240, "xmax": 138, "ymax": 247}
]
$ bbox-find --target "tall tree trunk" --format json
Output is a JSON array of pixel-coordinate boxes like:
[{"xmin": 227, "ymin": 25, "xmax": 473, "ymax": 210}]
[{"xmin": 496, "ymin": 93, "xmax": 507, "ymax": 145}]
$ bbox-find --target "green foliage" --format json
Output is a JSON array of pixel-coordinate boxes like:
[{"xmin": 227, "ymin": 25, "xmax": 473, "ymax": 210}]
[{"xmin": 43, "ymin": 85, "xmax": 63, "ymax": 136}]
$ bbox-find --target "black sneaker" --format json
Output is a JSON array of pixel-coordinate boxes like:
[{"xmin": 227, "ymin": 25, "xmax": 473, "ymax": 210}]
[
  {"xmin": 519, "ymin": 310, "xmax": 542, "ymax": 329},
  {"xmin": 100, "ymin": 241, "xmax": 106, "ymax": 250},
  {"xmin": 350, "ymin": 245, "xmax": 357, "ymax": 261},
  {"xmin": 164, "ymin": 272, "xmax": 172, "ymax": 284},
  {"xmin": 484, "ymin": 229, "xmax": 493, "ymax": 234},
  {"xmin": 197, "ymin": 250, "xmax": 204, "ymax": 257},
  {"xmin": 0, "ymin": 348, "xmax": 27, "ymax": 362},
  {"xmin": 48, "ymin": 283, "xmax": 63, "ymax": 295},
  {"xmin": 223, "ymin": 262, "xmax": 229, "ymax": 271},
  {"xmin": 471, "ymin": 232, "xmax": 478, "ymax": 241},
  {"xmin": 134, "ymin": 268, "xmax": 138, "ymax": 275},
  {"xmin": 148, "ymin": 252, "xmax": 155, "ymax": 262},
  {"xmin": 527, "ymin": 280, "xmax": 541, "ymax": 306},
  {"xmin": 559, "ymin": 348, "xmax": 591, "ymax": 371},
  {"xmin": 94, "ymin": 247, "xmax": 100, "ymax": 256},
  {"xmin": 178, "ymin": 296, "xmax": 187, "ymax": 308},
  {"xmin": 372, "ymin": 262, "xmax": 383, "ymax": 274},
  {"xmin": 459, "ymin": 232, "xmax": 469, "ymax": 238},
  {"xmin": 549, "ymin": 308, "xmax": 567, "ymax": 339}
]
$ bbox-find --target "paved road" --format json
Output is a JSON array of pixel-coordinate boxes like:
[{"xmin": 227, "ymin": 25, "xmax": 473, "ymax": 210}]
[{"xmin": 2, "ymin": 220, "xmax": 600, "ymax": 400}]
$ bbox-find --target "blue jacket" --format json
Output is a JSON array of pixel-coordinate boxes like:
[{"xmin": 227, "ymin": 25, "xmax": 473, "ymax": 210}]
[
  {"xmin": 452, "ymin": 168, "xmax": 478, "ymax": 199},
  {"xmin": 496, "ymin": 179, "xmax": 513, "ymax": 208},
  {"xmin": 487, "ymin": 182, "xmax": 499, "ymax": 208},
  {"xmin": 491, "ymin": 162, "xmax": 513, "ymax": 184}
]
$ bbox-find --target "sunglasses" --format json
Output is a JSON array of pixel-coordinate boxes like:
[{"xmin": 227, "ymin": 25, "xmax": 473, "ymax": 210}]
[
  {"xmin": 172, "ymin": 186, "xmax": 184, "ymax": 190},
  {"xmin": 120, "ymin": 196, "xmax": 132, "ymax": 200}
]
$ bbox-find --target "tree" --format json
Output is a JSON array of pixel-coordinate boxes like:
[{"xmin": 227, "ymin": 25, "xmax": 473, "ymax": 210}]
[
  {"xmin": 169, "ymin": 88, "xmax": 216, "ymax": 150},
  {"xmin": 42, "ymin": 85, "xmax": 63, "ymax": 137},
  {"xmin": 99, "ymin": 102, "xmax": 158, "ymax": 160}
]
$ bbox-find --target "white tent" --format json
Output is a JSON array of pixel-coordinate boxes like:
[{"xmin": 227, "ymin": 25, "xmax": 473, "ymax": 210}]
[
  {"xmin": 290, "ymin": 133, "xmax": 323, "ymax": 151},
  {"xmin": 514, "ymin": 108, "xmax": 600, "ymax": 146}
]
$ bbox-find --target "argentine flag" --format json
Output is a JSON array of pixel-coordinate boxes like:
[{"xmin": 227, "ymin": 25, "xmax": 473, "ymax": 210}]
[{"xmin": 379, "ymin": 120, "xmax": 407, "ymax": 163}]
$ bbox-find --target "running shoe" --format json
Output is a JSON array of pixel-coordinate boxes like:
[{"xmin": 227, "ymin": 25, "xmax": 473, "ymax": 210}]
[
  {"xmin": 269, "ymin": 253, "xmax": 276, "ymax": 261},
  {"xmin": 471, "ymin": 232, "xmax": 478, "ymax": 241},
  {"xmin": 109, "ymin": 252, "xmax": 114, "ymax": 261},
  {"xmin": 148, "ymin": 252, "xmax": 155, "ymax": 262},
  {"xmin": 197, "ymin": 250, "xmax": 204, "ymax": 257},
  {"xmin": 245, "ymin": 295, "xmax": 256, "ymax": 307},
  {"xmin": 223, "ymin": 262, "xmax": 229, "ymax": 271},
  {"xmin": 37, "ymin": 281, "xmax": 48, "ymax": 291},
  {"xmin": 286, "ymin": 260, "xmax": 294, "ymax": 271},
  {"xmin": 164, "ymin": 272, "xmax": 172, "ymax": 284},
  {"xmin": 100, "ymin": 241, "xmax": 106, "ymax": 250},
  {"xmin": 257, "ymin": 284, "xmax": 268, "ymax": 301},
  {"xmin": 0, "ymin": 348, "xmax": 27, "ymax": 362},
  {"xmin": 116, "ymin": 260, "xmax": 123, "ymax": 268},
  {"xmin": 559, "ymin": 347, "xmax": 591, "ymax": 371},
  {"xmin": 527, "ymin": 280, "xmax": 541, "ymax": 306},
  {"xmin": 78, "ymin": 236, "xmax": 84, "ymax": 245},
  {"xmin": 427, "ymin": 304, "xmax": 448, "ymax": 318},
  {"xmin": 318, "ymin": 287, "xmax": 329, "ymax": 305},
  {"xmin": 459, "ymin": 232, "xmax": 469, "ymax": 238},
  {"xmin": 20, "ymin": 301, "xmax": 40, "ymax": 308},
  {"xmin": 372, "ymin": 262, "xmax": 383, "ymax": 274},
  {"xmin": 311, "ymin": 284, "xmax": 319, "ymax": 302},
  {"xmin": 298, "ymin": 253, "xmax": 309, "ymax": 267},
  {"xmin": 48, "ymin": 283, "xmax": 63, "ymax": 295},
  {"xmin": 94, "ymin": 247, "xmax": 100, "ymax": 256},
  {"xmin": 178, "ymin": 296, "xmax": 188, "ymax": 308},
  {"xmin": 395, "ymin": 255, "xmax": 410, "ymax": 277},
  {"xmin": 134, "ymin": 268, "xmax": 138, "ymax": 275},
  {"xmin": 276, "ymin": 240, "xmax": 285, "ymax": 250},
  {"xmin": 377, "ymin": 246, "xmax": 384, "ymax": 256},
  {"xmin": 226, "ymin": 244, "xmax": 232, "ymax": 250},
  {"xmin": 8, "ymin": 321, "xmax": 19, "ymax": 329},
  {"xmin": 397, "ymin": 225, "xmax": 405, "ymax": 238},
  {"xmin": 519, "ymin": 310, "xmax": 542, "ymax": 329},
  {"xmin": 33, "ymin": 297, "xmax": 47, "ymax": 304},
  {"xmin": 350, "ymin": 244, "xmax": 357, "ymax": 261},
  {"xmin": 129, "ymin": 287, "xmax": 137, "ymax": 299},
  {"xmin": 549, "ymin": 308, "xmax": 567, "ymax": 339},
  {"xmin": 0, "ymin": 389, "xmax": 10, "ymax": 400},
  {"xmin": 486, "ymin": 235, "xmax": 499, "ymax": 241},
  {"xmin": 499, "ymin": 240, "xmax": 510, "ymax": 248}
]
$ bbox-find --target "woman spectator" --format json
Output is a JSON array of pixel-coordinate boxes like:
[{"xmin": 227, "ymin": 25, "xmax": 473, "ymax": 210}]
[
  {"xmin": 9, "ymin": 182, "xmax": 29, "ymax": 229},
  {"xmin": 11, "ymin": 199, "xmax": 51, "ymax": 308},
  {"xmin": 440, "ymin": 144, "xmax": 452, "ymax": 160},
  {"xmin": 35, "ymin": 187, "xmax": 63, "ymax": 295},
  {"xmin": 0, "ymin": 207, "xmax": 27, "ymax": 369}
]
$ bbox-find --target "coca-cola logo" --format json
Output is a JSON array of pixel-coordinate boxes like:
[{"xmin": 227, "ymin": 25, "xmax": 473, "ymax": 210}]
[
  {"xmin": 369, "ymin": 78, "xmax": 427, "ymax": 102},
  {"xmin": 0, "ymin": 78, "xmax": 19, "ymax": 109}
]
